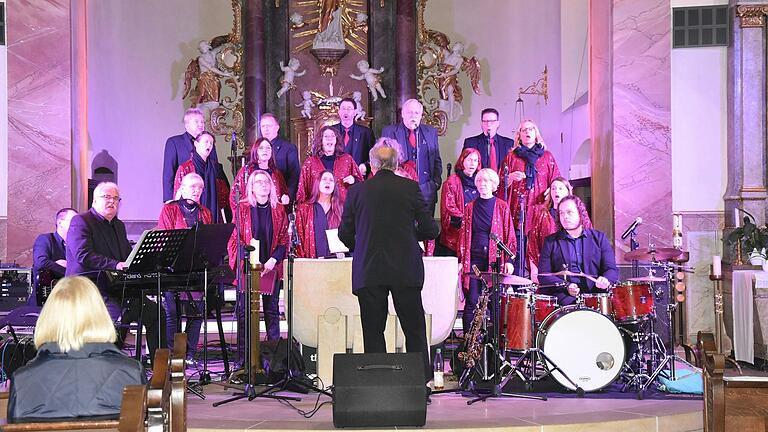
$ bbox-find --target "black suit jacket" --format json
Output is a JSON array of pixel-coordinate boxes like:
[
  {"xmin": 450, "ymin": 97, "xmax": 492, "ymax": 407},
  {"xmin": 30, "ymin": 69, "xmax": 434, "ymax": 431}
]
[
  {"xmin": 339, "ymin": 170, "xmax": 439, "ymax": 292},
  {"xmin": 537, "ymin": 228, "xmax": 619, "ymax": 299},
  {"xmin": 162, "ymin": 131, "xmax": 219, "ymax": 202},
  {"xmin": 270, "ymin": 137, "xmax": 301, "ymax": 201},
  {"xmin": 65, "ymin": 208, "xmax": 132, "ymax": 282},
  {"xmin": 380, "ymin": 123, "xmax": 442, "ymax": 204},
  {"xmin": 32, "ymin": 232, "xmax": 66, "ymax": 288},
  {"xmin": 331, "ymin": 122, "xmax": 374, "ymax": 167},
  {"xmin": 462, "ymin": 133, "xmax": 515, "ymax": 170}
]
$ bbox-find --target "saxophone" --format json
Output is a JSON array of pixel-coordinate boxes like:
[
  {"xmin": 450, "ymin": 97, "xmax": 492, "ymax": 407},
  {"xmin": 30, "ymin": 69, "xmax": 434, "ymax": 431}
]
[{"xmin": 457, "ymin": 265, "xmax": 492, "ymax": 368}]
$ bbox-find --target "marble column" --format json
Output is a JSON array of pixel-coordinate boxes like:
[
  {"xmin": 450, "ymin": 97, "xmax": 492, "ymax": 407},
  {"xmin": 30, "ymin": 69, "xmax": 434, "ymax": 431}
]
[
  {"xmin": 395, "ymin": 0, "xmax": 417, "ymax": 108},
  {"xmin": 71, "ymin": 0, "xmax": 89, "ymax": 210},
  {"xmin": 5, "ymin": 0, "xmax": 72, "ymax": 264},
  {"xmin": 589, "ymin": 0, "xmax": 672, "ymax": 259},
  {"xmin": 725, "ymin": 4, "xmax": 768, "ymax": 229},
  {"xmin": 243, "ymin": 0, "xmax": 267, "ymax": 144}
]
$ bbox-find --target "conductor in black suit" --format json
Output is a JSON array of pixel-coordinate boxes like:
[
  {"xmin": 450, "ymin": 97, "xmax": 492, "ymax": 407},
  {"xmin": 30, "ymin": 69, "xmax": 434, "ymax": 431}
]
[
  {"xmin": 331, "ymin": 97, "xmax": 374, "ymax": 177},
  {"xmin": 339, "ymin": 145, "xmax": 440, "ymax": 383},
  {"xmin": 66, "ymin": 182, "xmax": 165, "ymax": 360},
  {"xmin": 162, "ymin": 108, "xmax": 219, "ymax": 202},
  {"xmin": 260, "ymin": 113, "xmax": 301, "ymax": 203},
  {"xmin": 462, "ymin": 108, "xmax": 514, "ymax": 173}
]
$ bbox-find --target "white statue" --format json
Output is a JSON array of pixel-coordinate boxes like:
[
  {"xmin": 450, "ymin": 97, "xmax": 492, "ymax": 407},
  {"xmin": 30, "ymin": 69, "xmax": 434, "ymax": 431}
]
[
  {"xmin": 290, "ymin": 12, "xmax": 305, "ymax": 29},
  {"xmin": 276, "ymin": 58, "xmax": 306, "ymax": 98},
  {"xmin": 312, "ymin": 7, "xmax": 345, "ymax": 50},
  {"xmin": 350, "ymin": 60, "xmax": 386, "ymax": 102},
  {"xmin": 434, "ymin": 42, "xmax": 481, "ymax": 122},
  {"xmin": 297, "ymin": 91, "xmax": 315, "ymax": 119},
  {"xmin": 352, "ymin": 91, "xmax": 366, "ymax": 121},
  {"xmin": 183, "ymin": 40, "xmax": 232, "ymax": 109}
]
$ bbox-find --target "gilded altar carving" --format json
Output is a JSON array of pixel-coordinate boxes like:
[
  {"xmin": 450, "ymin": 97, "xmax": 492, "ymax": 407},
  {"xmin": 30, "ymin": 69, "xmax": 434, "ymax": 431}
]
[
  {"xmin": 736, "ymin": 5, "xmax": 768, "ymax": 28},
  {"xmin": 291, "ymin": 0, "xmax": 369, "ymax": 55},
  {"xmin": 416, "ymin": 0, "xmax": 482, "ymax": 135},
  {"xmin": 182, "ymin": 0, "xmax": 245, "ymax": 148}
]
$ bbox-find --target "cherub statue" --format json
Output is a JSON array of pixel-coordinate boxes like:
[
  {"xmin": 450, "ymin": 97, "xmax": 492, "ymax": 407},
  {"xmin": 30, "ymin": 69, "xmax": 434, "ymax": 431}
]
[
  {"xmin": 296, "ymin": 91, "xmax": 315, "ymax": 119},
  {"xmin": 350, "ymin": 60, "xmax": 386, "ymax": 102},
  {"xmin": 352, "ymin": 91, "xmax": 366, "ymax": 121},
  {"xmin": 183, "ymin": 40, "xmax": 233, "ymax": 108},
  {"xmin": 276, "ymin": 58, "xmax": 306, "ymax": 98},
  {"xmin": 290, "ymin": 12, "xmax": 305, "ymax": 29},
  {"xmin": 434, "ymin": 42, "xmax": 481, "ymax": 122}
]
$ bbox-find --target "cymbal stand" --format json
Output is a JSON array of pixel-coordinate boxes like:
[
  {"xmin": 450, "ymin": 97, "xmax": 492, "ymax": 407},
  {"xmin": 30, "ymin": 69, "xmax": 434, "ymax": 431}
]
[{"xmin": 468, "ymin": 248, "xmax": 547, "ymax": 404}]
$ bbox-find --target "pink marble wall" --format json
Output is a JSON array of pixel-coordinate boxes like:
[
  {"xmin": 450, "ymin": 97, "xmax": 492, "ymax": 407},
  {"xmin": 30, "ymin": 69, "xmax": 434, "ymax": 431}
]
[
  {"xmin": 4, "ymin": 0, "xmax": 72, "ymax": 265},
  {"xmin": 590, "ymin": 0, "xmax": 672, "ymax": 262}
]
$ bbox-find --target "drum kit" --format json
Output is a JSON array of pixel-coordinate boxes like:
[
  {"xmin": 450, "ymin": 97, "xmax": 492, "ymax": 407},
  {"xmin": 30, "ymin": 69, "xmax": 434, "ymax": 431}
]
[{"xmin": 460, "ymin": 246, "xmax": 695, "ymax": 399}]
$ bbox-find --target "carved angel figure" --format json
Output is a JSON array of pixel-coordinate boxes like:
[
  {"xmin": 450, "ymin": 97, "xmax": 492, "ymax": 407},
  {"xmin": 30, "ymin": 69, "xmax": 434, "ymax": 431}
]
[
  {"xmin": 350, "ymin": 60, "xmax": 386, "ymax": 102},
  {"xmin": 296, "ymin": 91, "xmax": 315, "ymax": 119},
  {"xmin": 352, "ymin": 91, "xmax": 366, "ymax": 120},
  {"xmin": 312, "ymin": 6, "xmax": 345, "ymax": 50},
  {"xmin": 183, "ymin": 40, "xmax": 232, "ymax": 108},
  {"xmin": 435, "ymin": 42, "xmax": 481, "ymax": 122},
  {"xmin": 276, "ymin": 58, "xmax": 306, "ymax": 98}
]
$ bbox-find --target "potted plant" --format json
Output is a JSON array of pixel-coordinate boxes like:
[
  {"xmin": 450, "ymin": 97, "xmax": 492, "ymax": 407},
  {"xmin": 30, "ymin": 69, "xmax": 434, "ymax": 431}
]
[{"xmin": 727, "ymin": 209, "xmax": 768, "ymax": 265}]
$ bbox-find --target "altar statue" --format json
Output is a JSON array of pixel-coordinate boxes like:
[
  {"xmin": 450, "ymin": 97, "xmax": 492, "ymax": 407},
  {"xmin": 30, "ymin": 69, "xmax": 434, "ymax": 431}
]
[
  {"xmin": 350, "ymin": 60, "xmax": 386, "ymax": 102},
  {"xmin": 276, "ymin": 58, "xmax": 307, "ymax": 98},
  {"xmin": 183, "ymin": 40, "xmax": 232, "ymax": 108}
]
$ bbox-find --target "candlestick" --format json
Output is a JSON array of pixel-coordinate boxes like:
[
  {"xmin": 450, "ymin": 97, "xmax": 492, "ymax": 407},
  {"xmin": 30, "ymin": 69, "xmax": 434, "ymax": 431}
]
[
  {"xmin": 712, "ymin": 255, "xmax": 722, "ymax": 277},
  {"xmin": 735, "ymin": 208, "xmax": 740, "ymax": 227}
]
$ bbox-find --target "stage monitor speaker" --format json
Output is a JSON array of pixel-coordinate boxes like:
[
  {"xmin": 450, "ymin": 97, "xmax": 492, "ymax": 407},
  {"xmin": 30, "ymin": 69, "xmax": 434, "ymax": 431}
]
[{"xmin": 332, "ymin": 352, "xmax": 427, "ymax": 428}]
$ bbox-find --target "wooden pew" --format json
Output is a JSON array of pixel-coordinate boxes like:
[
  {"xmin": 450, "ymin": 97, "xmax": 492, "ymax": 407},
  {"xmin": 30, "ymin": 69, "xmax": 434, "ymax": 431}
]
[
  {"xmin": 169, "ymin": 333, "xmax": 187, "ymax": 432},
  {"xmin": 699, "ymin": 331, "xmax": 768, "ymax": 431}
]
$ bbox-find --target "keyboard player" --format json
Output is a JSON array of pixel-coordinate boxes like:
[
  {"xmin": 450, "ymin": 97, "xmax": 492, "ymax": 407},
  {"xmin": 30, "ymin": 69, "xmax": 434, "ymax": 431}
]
[{"xmin": 66, "ymin": 181, "xmax": 166, "ymax": 362}]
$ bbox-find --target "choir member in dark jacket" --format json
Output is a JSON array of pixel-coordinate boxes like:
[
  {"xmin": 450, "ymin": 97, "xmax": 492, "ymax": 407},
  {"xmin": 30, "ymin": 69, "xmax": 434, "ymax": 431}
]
[
  {"xmin": 228, "ymin": 171, "xmax": 289, "ymax": 343},
  {"xmin": 457, "ymin": 168, "xmax": 516, "ymax": 333},
  {"xmin": 31, "ymin": 207, "xmax": 77, "ymax": 305},
  {"xmin": 8, "ymin": 276, "xmax": 146, "ymax": 422},
  {"xmin": 260, "ymin": 113, "xmax": 301, "ymax": 202},
  {"xmin": 162, "ymin": 108, "xmax": 219, "ymax": 202},
  {"xmin": 157, "ymin": 172, "xmax": 213, "ymax": 361},
  {"xmin": 295, "ymin": 171, "xmax": 343, "ymax": 258},
  {"xmin": 230, "ymin": 137, "xmax": 290, "ymax": 211},
  {"xmin": 537, "ymin": 195, "xmax": 617, "ymax": 306},
  {"xmin": 66, "ymin": 182, "xmax": 165, "ymax": 361},
  {"xmin": 174, "ymin": 131, "xmax": 230, "ymax": 223},
  {"xmin": 296, "ymin": 125, "xmax": 363, "ymax": 205},
  {"xmin": 331, "ymin": 97, "xmax": 375, "ymax": 176},
  {"xmin": 437, "ymin": 148, "xmax": 481, "ymax": 256},
  {"xmin": 527, "ymin": 177, "xmax": 592, "ymax": 283}
]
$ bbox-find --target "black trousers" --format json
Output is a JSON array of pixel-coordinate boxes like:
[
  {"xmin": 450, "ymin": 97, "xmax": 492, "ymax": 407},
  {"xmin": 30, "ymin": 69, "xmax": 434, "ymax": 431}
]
[
  {"xmin": 356, "ymin": 285, "xmax": 431, "ymax": 383},
  {"xmin": 105, "ymin": 295, "xmax": 166, "ymax": 362}
]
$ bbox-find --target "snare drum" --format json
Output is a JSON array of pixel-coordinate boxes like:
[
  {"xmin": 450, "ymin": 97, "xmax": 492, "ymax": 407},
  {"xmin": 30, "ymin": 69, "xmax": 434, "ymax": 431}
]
[
  {"xmin": 581, "ymin": 293, "xmax": 613, "ymax": 317},
  {"xmin": 500, "ymin": 292, "xmax": 558, "ymax": 351},
  {"xmin": 536, "ymin": 306, "xmax": 625, "ymax": 392},
  {"xmin": 611, "ymin": 281, "xmax": 654, "ymax": 323}
]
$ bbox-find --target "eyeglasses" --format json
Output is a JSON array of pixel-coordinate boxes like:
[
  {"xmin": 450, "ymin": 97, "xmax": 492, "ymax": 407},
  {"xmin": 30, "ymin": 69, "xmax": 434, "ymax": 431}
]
[
  {"xmin": 481, "ymin": 119, "xmax": 499, "ymax": 123},
  {"xmin": 520, "ymin": 126, "xmax": 536, "ymax": 132},
  {"xmin": 97, "ymin": 195, "xmax": 122, "ymax": 202},
  {"xmin": 253, "ymin": 179, "xmax": 271, "ymax": 185}
]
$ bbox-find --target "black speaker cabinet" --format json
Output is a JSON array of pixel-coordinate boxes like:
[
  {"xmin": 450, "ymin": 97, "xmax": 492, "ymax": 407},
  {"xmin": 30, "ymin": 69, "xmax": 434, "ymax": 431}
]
[{"xmin": 332, "ymin": 352, "xmax": 427, "ymax": 428}]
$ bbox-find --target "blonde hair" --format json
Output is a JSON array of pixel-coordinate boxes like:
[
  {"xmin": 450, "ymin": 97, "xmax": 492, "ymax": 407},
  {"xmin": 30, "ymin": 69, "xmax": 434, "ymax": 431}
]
[
  {"xmin": 246, "ymin": 170, "xmax": 278, "ymax": 208},
  {"xmin": 475, "ymin": 168, "xmax": 500, "ymax": 192},
  {"xmin": 175, "ymin": 172, "xmax": 204, "ymax": 201},
  {"xmin": 34, "ymin": 276, "xmax": 117, "ymax": 351},
  {"xmin": 514, "ymin": 119, "xmax": 547, "ymax": 149}
]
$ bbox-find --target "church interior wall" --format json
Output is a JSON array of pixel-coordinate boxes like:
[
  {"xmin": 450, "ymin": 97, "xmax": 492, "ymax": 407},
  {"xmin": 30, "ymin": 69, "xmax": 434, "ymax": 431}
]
[{"xmin": 0, "ymin": 0, "xmax": 8, "ymax": 259}]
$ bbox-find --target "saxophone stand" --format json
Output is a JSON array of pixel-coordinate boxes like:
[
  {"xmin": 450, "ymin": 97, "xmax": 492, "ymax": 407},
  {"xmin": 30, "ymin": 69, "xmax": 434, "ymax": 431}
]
[
  {"xmin": 468, "ymin": 247, "xmax": 546, "ymax": 404},
  {"xmin": 213, "ymin": 252, "xmax": 296, "ymax": 406},
  {"xmin": 259, "ymin": 214, "xmax": 333, "ymax": 400}
]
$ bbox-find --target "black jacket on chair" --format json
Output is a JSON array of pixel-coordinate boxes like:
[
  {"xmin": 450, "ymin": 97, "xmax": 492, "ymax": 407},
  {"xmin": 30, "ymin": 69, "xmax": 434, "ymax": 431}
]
[
  {"xmin": 339, "ymin": 169, "xmax": 439, "ymax": 292},
  {"xmin": 7, "ymin": 342, "xmax": 146, "ymax": 422}
]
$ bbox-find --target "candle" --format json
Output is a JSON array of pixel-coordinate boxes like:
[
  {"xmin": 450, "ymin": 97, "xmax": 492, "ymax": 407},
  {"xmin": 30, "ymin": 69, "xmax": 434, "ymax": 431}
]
[
  {"xmin": 713, "ymin": 255, "xmax": 722, "ymax": 277},
  {"xmin": 735, "ymin": 208, "xmax": 740, "ymax": 227}
]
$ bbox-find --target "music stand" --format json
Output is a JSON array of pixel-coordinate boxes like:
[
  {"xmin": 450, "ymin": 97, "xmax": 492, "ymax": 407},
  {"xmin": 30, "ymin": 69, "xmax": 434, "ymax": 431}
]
[{"xmin": 125, "ymin": 228, "xmax": 190, "ymax": 355}]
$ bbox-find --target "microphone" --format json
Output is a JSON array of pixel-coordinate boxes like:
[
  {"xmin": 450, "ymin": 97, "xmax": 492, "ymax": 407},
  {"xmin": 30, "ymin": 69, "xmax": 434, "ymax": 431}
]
[
  {"xmin": 231, "ymin": 132, "xmax": 237, "ymax": 152},
  {"xmin": 446, "ymin": 163, "xmax": 452, "ymax": 177},
  {"xmin": 489, "ymin": 233, "xmax": 515, "ymax": 260},
  {"xmin": 621, "ymin": 217, "xmax": 643, "ymax": 240},
  {"xmin": 288, "ymin": 212, "xmax": 300, "ymax": 246}
]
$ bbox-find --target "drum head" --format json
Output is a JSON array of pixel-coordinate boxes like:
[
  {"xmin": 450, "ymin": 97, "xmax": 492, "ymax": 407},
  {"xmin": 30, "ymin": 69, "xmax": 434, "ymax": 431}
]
[{"xmin": 539, "ymin": 308, "xmax": 625, "ymax": 392}]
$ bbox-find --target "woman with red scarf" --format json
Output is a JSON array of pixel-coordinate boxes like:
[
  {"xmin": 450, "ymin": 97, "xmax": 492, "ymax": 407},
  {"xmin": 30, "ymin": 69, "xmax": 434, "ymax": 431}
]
[
  {"xmin": 295, "ymin": 171, "xmax": 344, "ymax": 258},
  {"xmin": 296, "ymin": 126, "xmax": 363, "ymax": 204},
  {"xmin": 230, "ymin": 137, "xmax": 290, "ymax": 211},
  {"xmin": 227, "ymin": 170, "xmax": 288, "ymax": 343},
  {"xmin": 498, "ymin": 120, "xmax": 560, "ymax": 271},
  {"xmin": 457, "ymin": 168, "xmax": 516, "ymax": 333},
  {"xmin": 157, "ymin": 172, "xmax": 213, "ymax": 362},
  {"xmin": 437, "ymin": 148, "xmax": 480, "ymax": 256},
  {"xmin": 173, "ymin": 131, "xmax": 230, "ymax": 223}
]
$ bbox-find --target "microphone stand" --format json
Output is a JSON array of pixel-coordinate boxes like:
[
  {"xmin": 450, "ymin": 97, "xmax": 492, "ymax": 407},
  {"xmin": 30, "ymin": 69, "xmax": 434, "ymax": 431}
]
[
  {"xmin": 516, "ymin": 193, "xmax": 527, "ymax": 277},
  {"xmin": 629, "ymin": 228, "xmax": 640, "ymax": 278}
]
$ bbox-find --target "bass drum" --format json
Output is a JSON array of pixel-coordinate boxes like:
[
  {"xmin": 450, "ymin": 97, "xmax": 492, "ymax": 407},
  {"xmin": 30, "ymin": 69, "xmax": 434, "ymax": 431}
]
[{"xmin": 536, "ymin": 306, "xmax": 625, "ymax": 392}]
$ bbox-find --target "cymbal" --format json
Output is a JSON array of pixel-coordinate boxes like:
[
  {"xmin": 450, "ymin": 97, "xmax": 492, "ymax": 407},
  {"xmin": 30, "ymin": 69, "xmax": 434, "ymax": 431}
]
[
  {"xmin": 628, "ymin": 275, "xmax": 666, "ymax": 282},
  {"xmin": 625, "ymin": 247, "xmax": 682, "ymax": 262},
  {"xmin": 465, "ymin": 272, "xmax": 533, "ymax": 286},
  {"xmin": 538, "ymin": 270, "xmax": 599, "ymax": 283}
]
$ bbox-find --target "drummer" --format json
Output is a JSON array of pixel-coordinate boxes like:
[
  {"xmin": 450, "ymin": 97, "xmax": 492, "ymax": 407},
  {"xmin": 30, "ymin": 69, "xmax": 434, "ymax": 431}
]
[{"xmin": 537, "ymin": 195, "xmax": 618, "ymax": 305}]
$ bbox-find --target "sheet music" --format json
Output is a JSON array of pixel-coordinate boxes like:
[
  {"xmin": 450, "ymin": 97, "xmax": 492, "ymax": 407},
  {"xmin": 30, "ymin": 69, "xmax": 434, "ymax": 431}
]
[
  {"xmin": 125, "ymin": 230, "xmax": 151, "ymax": 270},
  {"xmin": 325, "ymin": 229, "xmax": 349, "ymax": 253}
]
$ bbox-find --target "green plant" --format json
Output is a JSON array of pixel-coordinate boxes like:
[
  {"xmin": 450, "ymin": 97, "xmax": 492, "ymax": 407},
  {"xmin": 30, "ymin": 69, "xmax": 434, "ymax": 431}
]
[{"xmin": 727, "ymin": 209, "xmax": 768, "ymax": 254}]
